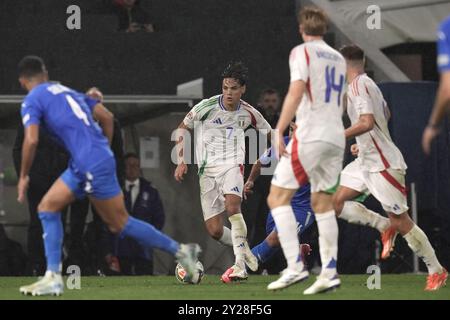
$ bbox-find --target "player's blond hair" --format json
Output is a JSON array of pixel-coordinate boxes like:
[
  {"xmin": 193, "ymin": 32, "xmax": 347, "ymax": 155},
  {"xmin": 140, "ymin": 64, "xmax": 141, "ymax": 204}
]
[{"xmin": 298, "ymin": 6, "xmax": 328, "ymax": 36}]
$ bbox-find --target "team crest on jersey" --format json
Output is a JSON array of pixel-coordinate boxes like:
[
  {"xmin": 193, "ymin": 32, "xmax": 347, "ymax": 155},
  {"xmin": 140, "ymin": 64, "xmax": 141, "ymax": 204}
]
[
  {"xmin": 238, "ymin": 116, "xmax": 246, "ymax": 128},
  {"xmin": 186, "ymin": 112, "xmax": 194, "ymax": 121}
]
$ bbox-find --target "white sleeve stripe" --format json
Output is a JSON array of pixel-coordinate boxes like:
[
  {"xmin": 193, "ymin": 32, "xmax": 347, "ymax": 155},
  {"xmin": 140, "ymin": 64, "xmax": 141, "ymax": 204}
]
[{"xmin": 22, "ymin": 113, "xmax": 30, "ymax": 125}]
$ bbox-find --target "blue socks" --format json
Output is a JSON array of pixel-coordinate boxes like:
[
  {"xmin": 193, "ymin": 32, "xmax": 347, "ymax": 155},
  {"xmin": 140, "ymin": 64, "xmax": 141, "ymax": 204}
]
[
  {"xmin": 251, "ymin": 240, "xmax": 279, "ymax": 263},
  {"xmin": 120, "ymin": 216, "xmax": 179, "ymax": 255},
  {"xmin": 39, "ymin": 212, "xmax": 63, "ymax": 273}
]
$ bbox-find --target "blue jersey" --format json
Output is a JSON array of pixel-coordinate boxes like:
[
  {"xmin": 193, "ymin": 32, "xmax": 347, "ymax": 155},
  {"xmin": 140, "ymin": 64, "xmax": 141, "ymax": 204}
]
[
  {"xmin": 437, "ymin": 16, "xmax": 450, "ymax": 73},
  {"xmin": 259, "ymin": 136, "xmax": 311, "ymax": 208},
  {"xmin": 21, "ymin": 82, "xmax": 113, "ymax": 173}
]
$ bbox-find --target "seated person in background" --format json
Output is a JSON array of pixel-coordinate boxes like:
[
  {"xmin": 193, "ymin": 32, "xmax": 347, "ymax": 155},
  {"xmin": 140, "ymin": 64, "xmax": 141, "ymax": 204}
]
[
  {"xmin": 114, "ymin": 152, "xmax": 165, "ymax": 275},
  {"xmin": 113, "ymin": 0, "xmax": 155, "ymax": 33}
]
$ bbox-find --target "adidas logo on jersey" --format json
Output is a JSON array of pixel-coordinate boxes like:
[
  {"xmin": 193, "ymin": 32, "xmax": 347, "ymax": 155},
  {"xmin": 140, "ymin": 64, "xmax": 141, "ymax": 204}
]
[
  {"xmin": 231, "ymin": 186, "xmax": 240, "ymax": 193},
  {"xmin": 212, "ymin": 118, "xmax": 223, "ymax": 125}
]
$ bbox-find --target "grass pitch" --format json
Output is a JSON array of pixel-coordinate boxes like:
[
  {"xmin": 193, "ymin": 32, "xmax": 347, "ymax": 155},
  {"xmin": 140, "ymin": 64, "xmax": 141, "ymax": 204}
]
[{"xmin": 0, "ymin": 274, "xmax": 448, "ymax": 300}]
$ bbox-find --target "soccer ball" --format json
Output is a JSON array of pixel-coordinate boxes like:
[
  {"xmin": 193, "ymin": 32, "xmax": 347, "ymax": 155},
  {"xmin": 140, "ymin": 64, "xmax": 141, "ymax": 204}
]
[{"xmin": 175, "ymin": 261, "xmax": 204, "ymax": 285}]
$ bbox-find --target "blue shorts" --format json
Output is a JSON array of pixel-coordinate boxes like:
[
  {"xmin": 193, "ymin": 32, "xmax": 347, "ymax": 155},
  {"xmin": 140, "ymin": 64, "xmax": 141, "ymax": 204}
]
[
  {"xmin": 266, "ymin": 204, "xmax": 315, "ymax": 236},
  {"xmin": 61, "ymin": 157, "xmax": 122, "ymax": 200}
]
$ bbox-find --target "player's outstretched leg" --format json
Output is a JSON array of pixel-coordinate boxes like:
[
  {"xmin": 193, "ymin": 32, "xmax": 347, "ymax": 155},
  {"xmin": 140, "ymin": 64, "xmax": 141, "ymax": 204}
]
[
  {"xmin": 389, "ymin": 212, "xmax": 447, "ymax": 291},
  {"xmin": 334, "ymin": 187, "xmax": 397, "ymax": 260},
  {"xmin": 90, "ymin": 194, "xmax": 201, "ymax": 280},
  {"xmin": 251, "ymin": 231, "xmax": 311, "ymax": 267},
  {"xmin": 19, "ymin": 179, "xmax": 75, "ymax": 297}
]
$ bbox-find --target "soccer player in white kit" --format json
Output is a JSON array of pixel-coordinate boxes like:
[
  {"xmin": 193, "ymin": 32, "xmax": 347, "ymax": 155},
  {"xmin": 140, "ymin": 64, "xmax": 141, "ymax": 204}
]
[
  {"xmin": 334, "ymin": 45, "xmax": 447, "ymax": 291},
  {"xmin": 266, "ymin": 7, "xmax": 346, "ymax": 294},
  {"xmin": 174, "ymin": 62, "xmax": 272, "ymax": 282}
]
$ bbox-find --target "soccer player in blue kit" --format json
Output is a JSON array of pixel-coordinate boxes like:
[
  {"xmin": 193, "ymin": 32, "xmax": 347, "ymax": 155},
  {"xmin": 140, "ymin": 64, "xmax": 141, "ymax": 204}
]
[
  {"xmin": 245, "ymin": 127, "xmax": 314, "ymax": 267},
  {"xmin": 423, "ymin": 15, "xmax": 450, "ymax": 154},
  {"xmin": 16, "ymin": 56, "xmax": 201, "ymax": 296}
]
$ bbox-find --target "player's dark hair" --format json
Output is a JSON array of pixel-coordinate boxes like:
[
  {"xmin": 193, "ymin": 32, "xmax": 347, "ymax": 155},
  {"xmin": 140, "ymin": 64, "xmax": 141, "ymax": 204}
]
[
  {"xmin": 221, "ymin": 61, "xmax": 248, "ymax": 86},
  {"xmin": 18, "ymin": 55, "xmax": 46, "ymax": 78},
  {"xmin": 260, "ymin": 88, "xmax": 280, "ymax": 97},
  {"xmin": 124, "ymin": 152, "xmax": 139, "ymax": 161},
  {"xmin": 340, "ymin": 45, "xmax": 365, "ymax": 61}
]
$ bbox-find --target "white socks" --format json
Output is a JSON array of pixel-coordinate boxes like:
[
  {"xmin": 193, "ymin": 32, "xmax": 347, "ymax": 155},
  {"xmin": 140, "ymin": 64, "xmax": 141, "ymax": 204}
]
[
  {"xmin": 315, "ymin": 210, "xmax": 339, "ymax": 278},
  {"xmin": 271, "ymin": 206, "xmax": 303, "ymax": 271},
  {"xmin": 229, "ymin": 213, "xmax": 248, "ymax": 269},
  {"xmin": 218, "ymin": 226, "xmax": 233, "ymax": 247},
  {"xmin": 340, "ymin": 201, "xmax": 390, "ymax": 233},
  {"xmin": 403, "ymin": 225, "xmax": 443, "ymax": 275}
]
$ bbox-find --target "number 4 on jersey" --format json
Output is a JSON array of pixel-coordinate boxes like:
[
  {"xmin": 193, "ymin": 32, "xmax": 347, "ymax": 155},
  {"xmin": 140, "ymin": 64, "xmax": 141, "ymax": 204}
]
[
  {"xmin": 66, "ymin": 95, "xmax": 91, "ymax": 126},
  {"xmin": 325, "ymin": 65, "xmax": 344, "ymax": 106}
]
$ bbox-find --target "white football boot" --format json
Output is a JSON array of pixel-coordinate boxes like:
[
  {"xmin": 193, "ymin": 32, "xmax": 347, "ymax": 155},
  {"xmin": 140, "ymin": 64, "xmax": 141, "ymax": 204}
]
[
  {"xmin": 267, "ymin": 267, "xmax": 309, "ymax": 291},
  {"xmin": 229, "ymin": 264, "xmax": 249, "ymax": 281},
  {"xmin": 20, "ymin": 271, "xmax": 64, "ymax": 296},
  {"xmin": 303, "ymin": 275, "xmax": 341, "ymax": 295}
]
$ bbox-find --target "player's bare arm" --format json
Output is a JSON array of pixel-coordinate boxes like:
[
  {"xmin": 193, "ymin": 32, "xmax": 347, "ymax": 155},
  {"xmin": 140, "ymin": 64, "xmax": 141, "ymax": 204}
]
[
  {"xmin": 422, "ymin": 72, "xmax": 450, "ymax": 154},
  {"xmin": 17, "ymin": 124, "xmax": 40, "ymax": 203},
  {"xmin": 344, "ymin": 114, "xmax": 374, "ymax": 140},
  {"xmin": 275, "ymin": 80, "xmax": 305, "ymax": 156},
  {"xmin": 244, "ymin": 159, "xmax": 262, "ymax": 199},
  {"xmin": 174, "ymin": 120, "xmax": 190, "ymax": 182},
  {"xmin": 92, "ymin": 103, "xmax": 114, "ymax": 144}
]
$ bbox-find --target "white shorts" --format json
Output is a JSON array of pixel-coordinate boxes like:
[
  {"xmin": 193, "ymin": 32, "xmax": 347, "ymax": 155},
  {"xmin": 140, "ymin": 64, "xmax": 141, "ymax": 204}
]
[
  {"xmin": 271, "ymin": 137, "xmax": 344, "ymax": 193},
  {"xmin": 340, "ymin": 159, "xmax": 409, "ymax": 215},
  {"xmin": 199, "ymin": 165, "xmax": 244, "ymax": 221}
]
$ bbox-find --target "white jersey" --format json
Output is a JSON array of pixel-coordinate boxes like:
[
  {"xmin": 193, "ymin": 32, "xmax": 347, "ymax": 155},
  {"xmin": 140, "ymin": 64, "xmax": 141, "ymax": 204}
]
[
  {"xmin": 289, "ymin": 39, "xmax": 346, "ymax": 149},
  {"xmin": 346, "ymin": 73, "xmax": 407, "ymax": 172},
  {"xmin": 183, "ymin": 94, "xmax": 271, "ymax": 176}
]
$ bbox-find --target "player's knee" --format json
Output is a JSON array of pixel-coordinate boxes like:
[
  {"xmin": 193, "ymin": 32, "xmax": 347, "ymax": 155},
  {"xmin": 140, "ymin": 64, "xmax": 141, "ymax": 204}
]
[
  {"xmin": 106, "ymin": 212, "xmax": 129, "ymax": 234},
  {"xmin": 225, "ymin": 203, "xmax": 241, "ymax": 215},
  {"xmin": 206, "ymin": 224, "xmax": 223, "ymax": 240},
  {"xmin": 266, "ymin": 232, "xmax": 279, "ymax": 247},
  {"xmin": 267, "ymin": 193, "xmax": 281, "ymax": 209},
  {"xmin": 106, "ymin": 223, "xmax": 122, "ymax": 234},
  {"xmin": 389, "ymin": 211, "xmax": 413, "ymax": 234},
  {"xmin": 332, "ymin": 194, "xmax": 344, "ymax": 216},
  {"xmin": 310, "ymin": 196, "xmax": 320, "ymax": 212},
  {"xmin": 37, "ymin": 198, "xmax": 54, "ymax": 213}
]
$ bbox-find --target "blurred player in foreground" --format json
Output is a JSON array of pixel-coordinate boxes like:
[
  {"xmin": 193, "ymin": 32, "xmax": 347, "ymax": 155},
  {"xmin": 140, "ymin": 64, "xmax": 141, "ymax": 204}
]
[
  {"xmin": 266, "ymin": 7, "xmax": 346, "ymax": 294},
  {"xmin": 335, "ymin": 44, "xmax": 447, "ymax": 291},
  {"xmin": 17, "ymin": 56, "xmax": 200, "ymax": 296}
]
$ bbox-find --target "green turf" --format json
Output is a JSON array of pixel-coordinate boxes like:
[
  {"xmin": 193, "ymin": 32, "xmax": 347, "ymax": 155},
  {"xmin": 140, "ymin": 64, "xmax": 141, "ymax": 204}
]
[{"xmin": 0, "ymin": 274, "xmax": 448, "ymax": 300}]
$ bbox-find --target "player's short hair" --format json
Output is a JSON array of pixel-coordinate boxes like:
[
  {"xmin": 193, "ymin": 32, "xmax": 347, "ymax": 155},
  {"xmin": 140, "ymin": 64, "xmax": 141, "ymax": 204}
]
[
  {"xmin": 221, "ymin": 61, "xmax": 248, "ymax": 86},
  {"xmin": 340, "ymin": 44, "xmax": 365, "ymax": 61},
  {"xmin": 18, "ymin": 55, "xmax": 46, "ymax": 78},
  {"xmin": 124, "ymin": 152, "xmax": 140, "ymax": 161},
  {"xmin": 298, "ymin": 6, "xmax": 328, "ymax": 36}
]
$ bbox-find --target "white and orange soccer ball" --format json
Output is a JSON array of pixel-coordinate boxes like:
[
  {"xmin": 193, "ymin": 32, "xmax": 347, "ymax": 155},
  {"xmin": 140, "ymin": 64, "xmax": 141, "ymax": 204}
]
[{"xmin": 175, "ymin": 261, "xmax": 204, "ymax": 285}]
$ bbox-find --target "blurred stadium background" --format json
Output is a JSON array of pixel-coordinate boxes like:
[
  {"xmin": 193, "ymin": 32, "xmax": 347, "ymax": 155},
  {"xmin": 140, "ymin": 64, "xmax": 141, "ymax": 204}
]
[{"xmin": 0, "ymin": 0, "xmax": 449, "ymax": 280}]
